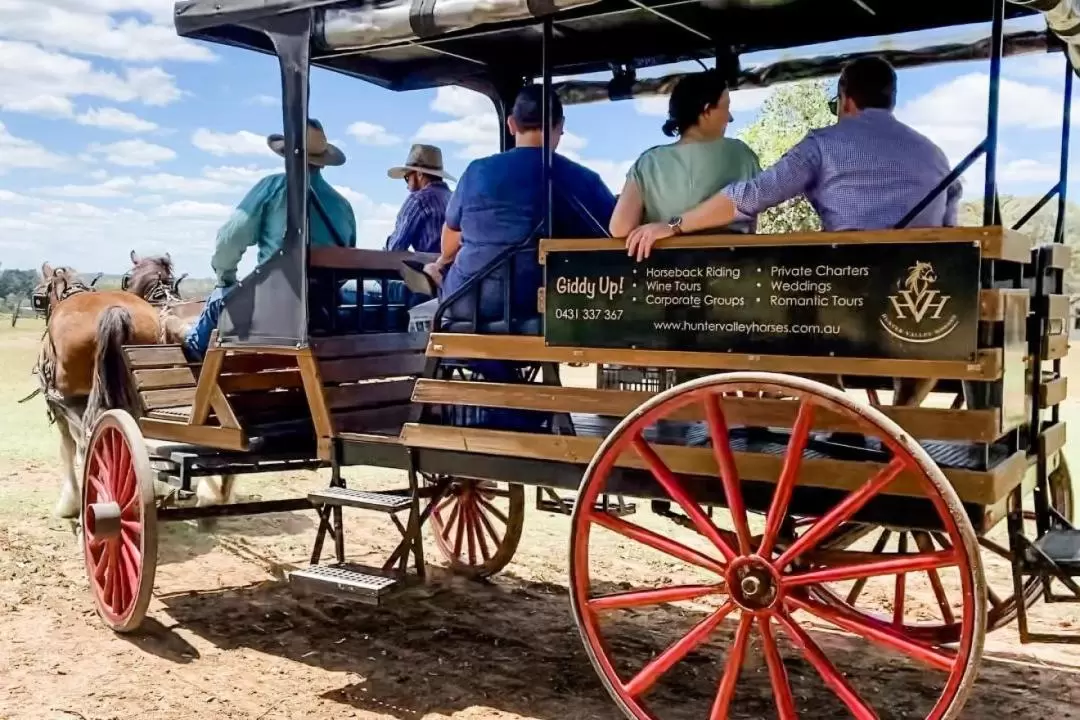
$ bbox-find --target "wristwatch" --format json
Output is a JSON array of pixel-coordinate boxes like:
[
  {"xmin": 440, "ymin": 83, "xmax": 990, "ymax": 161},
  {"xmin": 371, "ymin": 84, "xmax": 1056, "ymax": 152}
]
[{"xmin": 667, "ymin": 215, "xmax": 684, "ymax": 236}]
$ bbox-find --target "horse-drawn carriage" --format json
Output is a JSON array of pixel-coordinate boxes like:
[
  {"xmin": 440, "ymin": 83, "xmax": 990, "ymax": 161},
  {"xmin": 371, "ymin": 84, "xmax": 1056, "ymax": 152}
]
[{"xmin": 65, "ymin": 0, "xmax": 1080, "ymax": 717}]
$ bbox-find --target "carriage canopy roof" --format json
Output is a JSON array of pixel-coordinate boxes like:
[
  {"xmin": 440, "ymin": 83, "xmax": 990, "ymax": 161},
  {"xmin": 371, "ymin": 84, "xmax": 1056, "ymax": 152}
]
[{"xmin": 174, "ymin": 0, "xmax": 1063, "ymax": 93}]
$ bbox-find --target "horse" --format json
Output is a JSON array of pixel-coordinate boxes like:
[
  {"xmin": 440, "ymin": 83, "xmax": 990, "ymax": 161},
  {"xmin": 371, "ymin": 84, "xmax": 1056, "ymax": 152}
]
[{"xmin": 40, "ymin": 255, "xmax": 174, "ymax": 519}]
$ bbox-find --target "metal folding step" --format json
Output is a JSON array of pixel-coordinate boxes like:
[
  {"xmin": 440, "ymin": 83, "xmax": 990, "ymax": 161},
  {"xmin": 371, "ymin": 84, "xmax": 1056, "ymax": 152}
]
[
  {"xmin": 535, "ymin": 487, "xmax": 637, "ymax": 517},
  {"xmin": 1031, "ymin": 529, "xmax": 1080, "ymax": 574},
  {"xmin": 288, "ymin": 563, "xmax": 402, "ymax": 604},
  {"xmin": 308, "ymin": 487, "xmax": 412, "ymax": 513}
]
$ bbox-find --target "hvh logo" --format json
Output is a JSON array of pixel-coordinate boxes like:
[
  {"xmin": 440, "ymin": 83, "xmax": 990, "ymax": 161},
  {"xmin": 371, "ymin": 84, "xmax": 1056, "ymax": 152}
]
[{"xmin": 879, "ymin": 261, "xmax": 959, "ymax": 343}]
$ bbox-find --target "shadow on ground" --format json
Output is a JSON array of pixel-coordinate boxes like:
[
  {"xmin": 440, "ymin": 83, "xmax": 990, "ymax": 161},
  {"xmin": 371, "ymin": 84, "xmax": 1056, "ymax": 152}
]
[{"xmin": 153, "ymin": 570, "xmax": 1080, "ymax": 720}]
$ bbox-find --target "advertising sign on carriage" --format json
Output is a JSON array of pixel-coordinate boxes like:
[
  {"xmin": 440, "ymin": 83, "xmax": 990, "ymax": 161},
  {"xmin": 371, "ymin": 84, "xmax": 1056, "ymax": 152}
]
[{"xmin": 544, "ymin": 241, "xmax": 982, "ymax": 361}]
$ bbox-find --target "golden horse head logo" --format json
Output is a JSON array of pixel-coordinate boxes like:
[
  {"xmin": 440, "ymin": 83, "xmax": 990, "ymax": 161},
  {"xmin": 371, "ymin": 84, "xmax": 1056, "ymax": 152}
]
[
  {"xmin": 900, "ymin": 261, "xmax": 938, "ymax": 298},
  {"xmin": 880, "ymin": 260, "xmax": 958, "ymax": 343}
]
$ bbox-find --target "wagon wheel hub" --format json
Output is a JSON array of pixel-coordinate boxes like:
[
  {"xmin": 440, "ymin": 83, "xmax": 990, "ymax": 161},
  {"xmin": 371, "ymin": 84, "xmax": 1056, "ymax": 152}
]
[{"xmin": 728, "ymin": 556, "xmax": 781, "ymax": 611}]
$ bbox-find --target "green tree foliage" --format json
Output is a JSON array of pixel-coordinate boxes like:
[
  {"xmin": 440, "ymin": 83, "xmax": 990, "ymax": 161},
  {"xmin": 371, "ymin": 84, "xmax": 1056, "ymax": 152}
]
[
  {"xmin": 959, "ymin": 195, "xmax": 1080, "ymax": 293},
  {"xmin": 0, "ymin": 268, "xmax": 37, "ymax": 302},
  {"xmin": 737, "ymin": 80, "xmax": 834, "ymax": 233}
]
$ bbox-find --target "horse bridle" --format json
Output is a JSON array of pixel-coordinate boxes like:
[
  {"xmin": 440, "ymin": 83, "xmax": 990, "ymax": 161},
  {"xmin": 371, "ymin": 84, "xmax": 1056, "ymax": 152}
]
[
  {"xmin": 123, "ymin": 271, "xmax": 187, "ymax": 306},
  {"xmin": 33, "ymin": 272, "xmax": 98, "ymax": 322}
]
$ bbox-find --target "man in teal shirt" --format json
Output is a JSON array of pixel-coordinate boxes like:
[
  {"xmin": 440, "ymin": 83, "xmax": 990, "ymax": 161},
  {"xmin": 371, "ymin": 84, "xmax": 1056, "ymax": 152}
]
[{"xmin": 184, "ymin": 118, "xmax": 356, "ymax": 359}]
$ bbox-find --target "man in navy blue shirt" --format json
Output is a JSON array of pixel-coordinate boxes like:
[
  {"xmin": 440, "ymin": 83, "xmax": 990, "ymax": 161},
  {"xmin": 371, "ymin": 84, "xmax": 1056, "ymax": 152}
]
[{"xmin": 425, "ymin": 85, "xmax": 616, "ymax": 323}]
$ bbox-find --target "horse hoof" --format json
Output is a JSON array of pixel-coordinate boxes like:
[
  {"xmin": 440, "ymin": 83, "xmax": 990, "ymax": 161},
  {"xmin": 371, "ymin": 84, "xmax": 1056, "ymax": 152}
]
[{"xmin": 53, "ymin": 497, "xmax": 80, "ymax": 520}]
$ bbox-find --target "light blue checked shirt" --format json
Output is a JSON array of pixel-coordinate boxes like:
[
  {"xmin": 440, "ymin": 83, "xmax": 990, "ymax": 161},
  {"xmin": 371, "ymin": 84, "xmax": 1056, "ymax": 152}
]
[{"xmin": 725, "ymin": 109, "xmax": 960, "ymax": 231}]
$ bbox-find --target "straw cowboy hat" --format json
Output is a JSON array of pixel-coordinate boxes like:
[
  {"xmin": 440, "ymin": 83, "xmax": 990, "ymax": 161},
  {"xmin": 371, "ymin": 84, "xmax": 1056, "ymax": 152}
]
[
  {"xmin": 267, "ymin": 118, "xmax": 346, "ymax": 167},
  {"xmin": 387, "ymin": 143, "xmax": 456, "ymax": 181}
]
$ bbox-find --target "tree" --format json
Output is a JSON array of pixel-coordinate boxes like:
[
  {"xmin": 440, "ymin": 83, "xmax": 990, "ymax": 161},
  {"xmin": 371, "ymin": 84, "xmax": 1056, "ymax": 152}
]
[
  {"xmin": 737, "ymin": 80, "xmax": 833, "ymax": 234},
  {"xmin": 0, "ymin": 269, "xmax": 37, "ymax": 302},
  {"xmin": 959, "ymin": 194, "xmax": 1080, "ymax": 293}
]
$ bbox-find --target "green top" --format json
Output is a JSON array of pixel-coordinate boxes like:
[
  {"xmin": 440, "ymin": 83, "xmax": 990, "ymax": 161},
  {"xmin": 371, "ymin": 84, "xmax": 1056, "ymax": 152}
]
[{"xmin": 629, "ymin": 137, "xmax": 762, "ymax": 225}]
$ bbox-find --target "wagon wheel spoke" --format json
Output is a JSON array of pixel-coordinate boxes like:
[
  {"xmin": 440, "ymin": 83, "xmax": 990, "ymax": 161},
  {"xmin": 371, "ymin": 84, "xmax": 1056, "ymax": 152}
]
[
  {"xmin": 892, "ymin": 532, "xmax": 909, "ymax": 626},
  {"xmin": 623, "ymin": 602, "xmax": 735, "ymax": 698},
  {"xmin": 758, "ymin": 616, "xmax": 797, "ymax": 720},
  {"xmin": 631, "ymin": 433, "xmax": 737, "ymax": 562},
  {"xmin": 113, "ymin": 429, "xmax": 134, "ymax": 503},
  {"xmin": 707, "ymin": 613, "xmax": 752, "ymax": 720},
  {"xmin": 440, "ymin": 502, "xmax": 461, "ymax": 542},
  {"xmin": 912, "ymin": 531, "xmax": 956, "ymax": 624},
  {"xmin": 977, "ymin": 536, "xmax": 1012, "ymax": 562},
  {"xmin": 843, "ymin": 529, "xmax": 892, "ymax": 605},
  {"xmin": 788, "ymin": 595, "xmax": 956, "ymax": 672},
  {"xmin": 775, "ymin": 611, "xmax": 878, "ymax": 720},
  {"xmin": 703, "ymin": 394, "xmax": 752, "ymax": 554},
  {"xmin": 477, "ymin": 497, "xmax": 510, "ymax": 525},
  {"xmin": 776, "ymin": 457, "xmax": 905, "ymax": 570},
  {"xmin": 460, "ymin": 501, "xmax": 475, "ymax": 565},
  {"xmin": 590, "ymin": 511, "xmax": 726, "ymax": 576},
  {"xmin": 760, "ymin": 399, "xmax": 816, "ymax": 558},
  {"xmin": 475, "ymin": 505, "xmax": 504, "ymax": 549},
  {"xmin": 785, "ymin": 548, "xmax": 958, "ymax": 587},
  {"xmin": 590, "ymin": 583, "xmax": 725, "ymax": 612},
  {"xmin": 452, "ymin": 501, "xmax": 467, "ymax": 558}
]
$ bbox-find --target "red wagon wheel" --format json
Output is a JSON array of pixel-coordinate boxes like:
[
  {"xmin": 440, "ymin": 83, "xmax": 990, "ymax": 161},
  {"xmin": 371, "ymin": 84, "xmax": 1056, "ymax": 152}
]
[
  {"xmin": 569, "ymin": 372, "xmax": 985, "ymax": 720},
  {"xmin": 82, "ymin": 409, "xmax": 158, "ymax": 633},
  {"xmin": 809, "ymin": 458, "xmax": 1073, "ymax": 645},
  {"xmin": 426, "ymin": 477, "xmax": 525, "ymax": 579}
]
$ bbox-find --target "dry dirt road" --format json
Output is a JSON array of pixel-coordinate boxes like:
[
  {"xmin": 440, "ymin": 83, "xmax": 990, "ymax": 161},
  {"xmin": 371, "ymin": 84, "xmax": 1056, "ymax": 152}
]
[{"xmin": 2, "ymin": 321, "xmax": 1080, "ymax": 720}]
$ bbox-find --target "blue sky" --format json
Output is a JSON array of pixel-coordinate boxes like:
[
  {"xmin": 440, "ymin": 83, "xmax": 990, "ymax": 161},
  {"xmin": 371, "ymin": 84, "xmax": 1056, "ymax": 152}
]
[{"xmin": 0, "ymin": 3, "xmax": 1074, "ymax": 278}]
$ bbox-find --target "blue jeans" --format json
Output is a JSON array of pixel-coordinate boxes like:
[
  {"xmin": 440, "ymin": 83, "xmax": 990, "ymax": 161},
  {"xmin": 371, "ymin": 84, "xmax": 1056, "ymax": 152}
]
[{"xmin": 184, "ymin": 286, "xmax": 228, "ymax": 360}]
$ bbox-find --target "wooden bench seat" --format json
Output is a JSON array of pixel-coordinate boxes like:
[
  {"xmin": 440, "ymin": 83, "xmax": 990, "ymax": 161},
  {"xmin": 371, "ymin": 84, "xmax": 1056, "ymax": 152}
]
[{"xmin": 399, "ymin": 420, "xmax": 1026, "ymax": 508}]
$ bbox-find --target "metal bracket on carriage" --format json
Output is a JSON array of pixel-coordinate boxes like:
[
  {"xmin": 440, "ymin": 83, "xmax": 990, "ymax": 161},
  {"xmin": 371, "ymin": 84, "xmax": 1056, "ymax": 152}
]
[{"xmin": 536, "ymin": 486, "xmax": 637, "ymax": 517}]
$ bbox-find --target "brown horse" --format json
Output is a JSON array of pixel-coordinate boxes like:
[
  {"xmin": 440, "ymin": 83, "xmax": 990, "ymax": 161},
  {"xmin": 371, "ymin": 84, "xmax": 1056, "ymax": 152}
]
[{"xmin": 40, "ymin": 255, "xmax": 175, "ymax": 518}]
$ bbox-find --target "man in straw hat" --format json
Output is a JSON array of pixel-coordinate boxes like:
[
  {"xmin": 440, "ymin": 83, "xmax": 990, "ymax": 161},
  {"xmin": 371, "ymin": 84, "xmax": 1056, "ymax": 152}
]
[
  {"xmin": 385, "ymin": 143, "xmax": 454, "ymax": 253},
  {"xmin": 183, "ymin": 118, "xmax": 356, "ymax": 360}
]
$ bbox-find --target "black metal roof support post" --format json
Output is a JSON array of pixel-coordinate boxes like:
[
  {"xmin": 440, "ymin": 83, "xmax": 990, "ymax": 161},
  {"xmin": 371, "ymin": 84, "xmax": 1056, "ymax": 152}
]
[
  {"xmin": 542, "ymin": 17, "xmax": 554, "ymax": 239},
  {"xmin": 983, "ymin": 0, "xmax": 1005, "ymax": 226},
  {"xmin": 1055, "ymin": 54, "xmax": 1073, "ymax": 245},
  {"xmin": 216, "ymin": 10, "xmax": 312, "ymax": 347}
]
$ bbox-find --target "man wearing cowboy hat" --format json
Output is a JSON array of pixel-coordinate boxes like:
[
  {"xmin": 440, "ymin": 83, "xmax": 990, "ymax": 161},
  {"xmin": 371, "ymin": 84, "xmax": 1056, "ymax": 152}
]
[
  {"xmin": 385, "ymin": 143, "xmax": 454, "ymax": 253},
  {"xmin": 183, "ymin": 118, "xmax": 356, "ymax": 360}
]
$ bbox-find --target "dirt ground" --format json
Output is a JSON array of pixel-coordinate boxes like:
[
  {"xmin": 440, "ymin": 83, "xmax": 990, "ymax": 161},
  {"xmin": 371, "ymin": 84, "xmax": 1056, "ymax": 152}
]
[{"xmin": 3, "ymin": 319, "xmax": 1080, "ymax": 720}]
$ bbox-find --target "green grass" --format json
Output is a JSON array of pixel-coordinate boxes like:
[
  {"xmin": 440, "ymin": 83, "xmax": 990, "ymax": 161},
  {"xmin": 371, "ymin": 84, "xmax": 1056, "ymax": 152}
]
[{"xmin": 0, "ymin": 317, "xmax": 57, "ymax": 465}]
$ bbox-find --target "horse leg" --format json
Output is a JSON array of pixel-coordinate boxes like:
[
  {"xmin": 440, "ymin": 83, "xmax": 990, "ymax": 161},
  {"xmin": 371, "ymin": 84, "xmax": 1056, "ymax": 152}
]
[
  {"xmin": 195, "ymin": 473, "xmax": 237, "ymax": 532},
  {"xmin": 54, "ymin": 414, "xmax": 82, "ymax": 519}
]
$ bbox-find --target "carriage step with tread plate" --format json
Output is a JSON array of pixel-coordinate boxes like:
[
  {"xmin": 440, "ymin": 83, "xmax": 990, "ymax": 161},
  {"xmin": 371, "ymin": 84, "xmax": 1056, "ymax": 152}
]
[
  {"xmin": 1031, "ymin": 529, "xmax": 1080, "ymax": 574},
  {"xmin": 308, "ymin": 487, "xmax": 412, "ymax": 513},
  {"xmin": 536, "ymin": 495, "xmax": 637, "ymax": 517},
  {"xmin": 289, "ymin": 563, "xmax": 402, "ymax": 604}
]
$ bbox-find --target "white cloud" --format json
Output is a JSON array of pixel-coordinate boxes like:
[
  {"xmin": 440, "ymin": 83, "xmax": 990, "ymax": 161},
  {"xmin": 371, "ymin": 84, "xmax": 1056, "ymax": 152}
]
[
  {"xmin": 431, "ymin": 86, "xmax": 494, "ymax": 118},
  {"xmin": 581, "ymin": 158, "xmax": 633, "ymax": 193},
  {"xmin": 201, "ymin": 164, "xmax": 280, "ymax": 185},
  {"xmin": 86, "ymin": 138, "xmax": 176, "ymax": 167},
  {"xmin": 899, "ymin": 73, "xmax": 1068, "ymax": 136},
  {"xmin": 999, "ymin": 158, "xmax": 1059, "ymax": 185},
  {"xmin": 0, "ymin": 122, "xmax": 67, "ymax": 172},
  {"xmin": 634, "ymin": 86, "xmax": 772, "ymax": 119},
  {"xmin": 76, "ymin": 107, "xmax": 158, "ymax": 133},
  {"xmin": 37, "ymin": 176, "xmax": 137, "ymax": 198},
  {"xmin": 346, "ymin": 121, "xmax": 401, "ymax": 146},
  {"xmin": 0, "ymin": 0, "xmax": 214, "ymax": 63},
  {"xmin": 192, "ymin": 128, "xmax": 274, "ymax": 157},
  {"xmin": 0, "ymin": 41, "xmax": 182, "ymax": 118},
  {"xmin": 3, "ymin": 95, "xmax": 74, "ymax": 117},
  {"xmin": 417, "ymin": 86, "xmax": 501, "ymax": 159},
  {"xmin": 153, "ymin": 200, "xmax": 234, "ymax": 219},
  {"xmin": 335, "ymin": 185, "xmax": 400, "ymax": 249}
]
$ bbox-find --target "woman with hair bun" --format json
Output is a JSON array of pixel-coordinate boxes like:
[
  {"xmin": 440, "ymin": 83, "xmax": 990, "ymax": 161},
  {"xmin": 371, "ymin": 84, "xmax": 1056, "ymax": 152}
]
[{"xmin": 610, "ymin": 70, "xmax": 761, "ymax": 237}]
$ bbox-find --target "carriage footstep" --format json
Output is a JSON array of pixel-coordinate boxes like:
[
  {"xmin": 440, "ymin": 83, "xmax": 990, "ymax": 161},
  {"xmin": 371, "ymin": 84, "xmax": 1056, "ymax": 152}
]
[{"xmin": 289, "ymin": 563, "xmax": 406, "ymax": 605}]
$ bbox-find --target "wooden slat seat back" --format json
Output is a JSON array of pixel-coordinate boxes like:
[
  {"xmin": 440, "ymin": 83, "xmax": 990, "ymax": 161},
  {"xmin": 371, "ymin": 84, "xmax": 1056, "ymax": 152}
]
[
  {"xmin": 124, "ymin": 345, "xmax": 309, "ymax": 431},
  {"xmin": 400, "ymin": 227, "xmax": 1044, "ymax": 525},
  {"xmin": 312, "ymin": 331, "xmax": 428, "ymax": 436}
]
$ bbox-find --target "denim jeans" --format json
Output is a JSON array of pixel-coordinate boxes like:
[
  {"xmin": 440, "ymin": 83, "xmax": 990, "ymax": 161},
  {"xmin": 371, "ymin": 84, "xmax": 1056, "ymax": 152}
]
[{"xmin": 183, "ymin": 286, "xmax": 228, "ymax": 360}]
